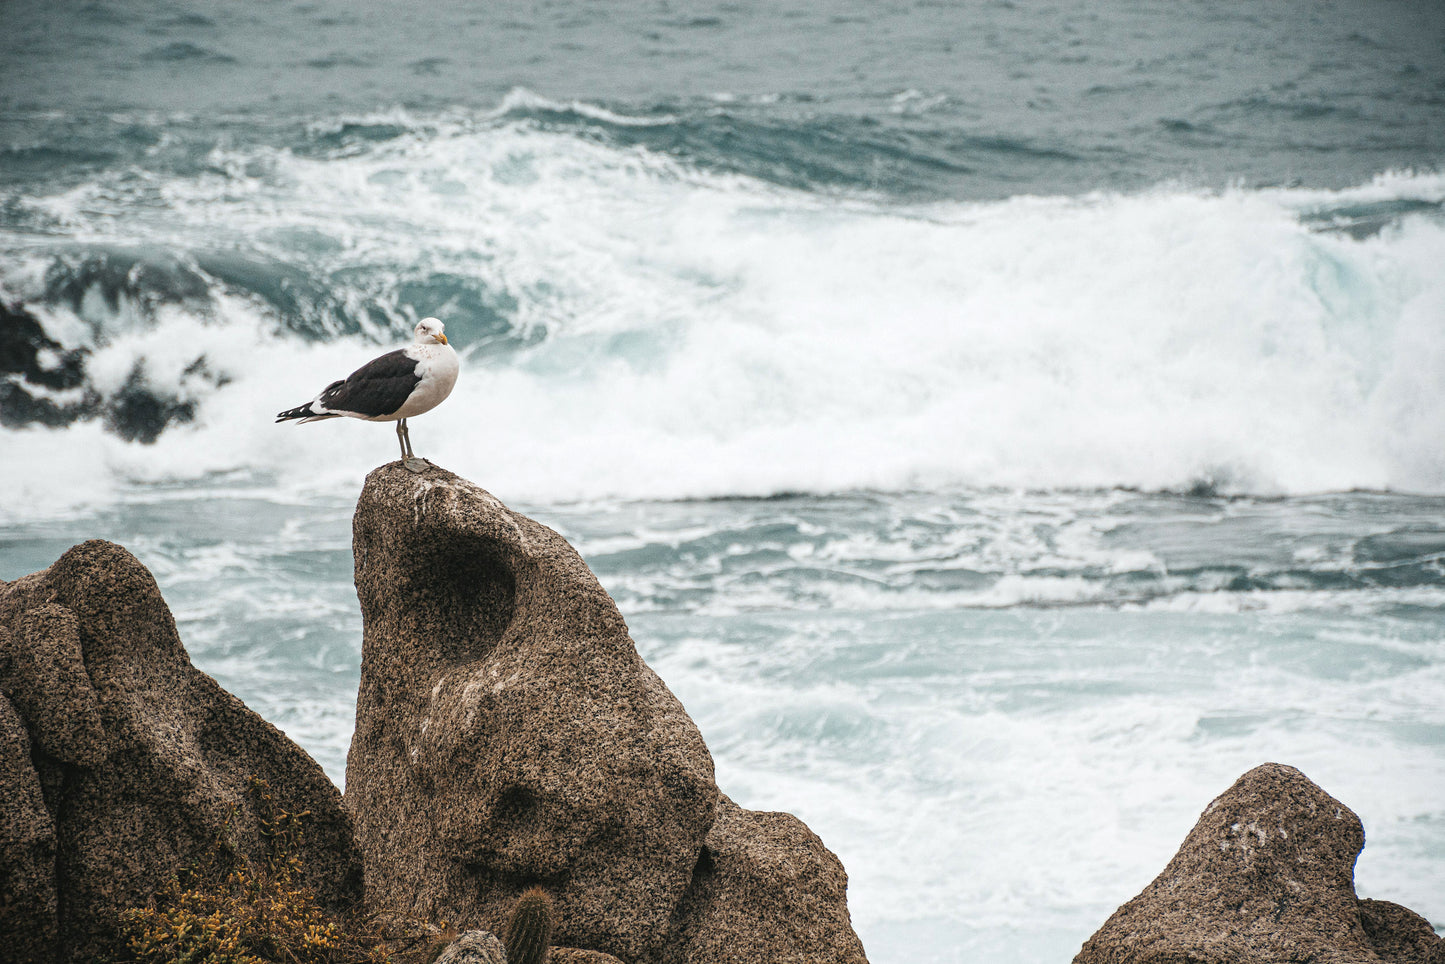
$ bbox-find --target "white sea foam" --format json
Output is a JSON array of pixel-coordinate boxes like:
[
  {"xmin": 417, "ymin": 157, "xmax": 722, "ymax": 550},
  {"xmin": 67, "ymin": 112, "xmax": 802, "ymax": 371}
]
[
  {"xmin": 643, "ymin": 604, "xmax": 1445, "ymax": 952},
  {"xmin": 4, "ymin": 123, "xmax": 1445, "ymax": 515}
]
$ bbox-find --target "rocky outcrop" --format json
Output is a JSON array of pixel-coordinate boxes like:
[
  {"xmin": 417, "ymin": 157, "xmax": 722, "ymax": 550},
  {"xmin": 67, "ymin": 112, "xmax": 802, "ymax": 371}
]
[
  {"xmin": 346, "ymin": 462, "xmax": 869, "ymax": 964},
  {"xmin": 660, "ymin": 796, "xmax": 869, "ymax": 964},
  {"xmin": 0, "ymin": 540, "xmax": 361, "ymax": 963},
  {"xmin": 1073, "ymin": 763, "xmax": 1445, "ymax": 964}
]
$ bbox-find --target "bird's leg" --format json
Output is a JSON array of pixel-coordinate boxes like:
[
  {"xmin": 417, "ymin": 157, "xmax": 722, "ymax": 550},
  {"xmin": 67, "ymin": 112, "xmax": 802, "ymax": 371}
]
[{"xmin": 399, "ymin": 418, "xmax": 427, "ymax": 472}]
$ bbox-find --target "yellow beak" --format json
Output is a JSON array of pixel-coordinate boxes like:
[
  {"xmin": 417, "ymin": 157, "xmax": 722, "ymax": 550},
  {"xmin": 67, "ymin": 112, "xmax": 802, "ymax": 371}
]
[{"xmin": 438, "ymin": 333, "xmax": 448, "ymax": 345}]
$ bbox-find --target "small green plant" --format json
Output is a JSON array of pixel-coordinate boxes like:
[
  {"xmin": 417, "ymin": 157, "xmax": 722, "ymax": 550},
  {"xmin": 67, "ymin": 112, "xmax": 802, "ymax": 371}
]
[
  {"xmin": 110, "ymin": 776, "xmax": 442, "ymax": 964},
  {"xmin": 502, "ymin": 888, "xmax": 555, "ymax": 964}
]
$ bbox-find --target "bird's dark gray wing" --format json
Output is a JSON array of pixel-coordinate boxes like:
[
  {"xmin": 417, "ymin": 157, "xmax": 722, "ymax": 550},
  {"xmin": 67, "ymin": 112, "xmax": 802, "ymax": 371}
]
[{"xmin": 318, "ymin": 349, "xmax": 421, "ymax": 418}]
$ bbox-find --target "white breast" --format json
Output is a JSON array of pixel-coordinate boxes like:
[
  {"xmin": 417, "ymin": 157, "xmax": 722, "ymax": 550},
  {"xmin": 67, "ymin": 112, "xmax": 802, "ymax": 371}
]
[{"xmin": 395, "ymin": 342, "xmax": 460, "ymax": 419}]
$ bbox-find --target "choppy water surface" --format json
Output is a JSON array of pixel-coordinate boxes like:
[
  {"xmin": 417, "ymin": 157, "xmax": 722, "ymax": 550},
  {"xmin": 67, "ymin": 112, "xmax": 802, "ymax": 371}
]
[
  {"xmin": 2, "ymin": 0, "xmax": 1443, "ymax": 958},
  {"xmin": 5, "ymin": 0, "xmax": 1444, "ymax": 198}
]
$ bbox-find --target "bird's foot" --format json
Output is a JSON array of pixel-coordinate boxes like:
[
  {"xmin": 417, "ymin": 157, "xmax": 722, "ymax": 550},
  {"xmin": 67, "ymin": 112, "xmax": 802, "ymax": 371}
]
[{"xmin": 403, "ymin": 457, "xmax": 429, "ymax": 474}]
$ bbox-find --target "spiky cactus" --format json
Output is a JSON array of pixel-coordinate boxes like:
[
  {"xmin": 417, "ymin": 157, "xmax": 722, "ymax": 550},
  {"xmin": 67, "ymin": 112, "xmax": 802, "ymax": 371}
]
[{"xmin": 503, "ymin": 887, "xmax": 555, "ymax": 964}]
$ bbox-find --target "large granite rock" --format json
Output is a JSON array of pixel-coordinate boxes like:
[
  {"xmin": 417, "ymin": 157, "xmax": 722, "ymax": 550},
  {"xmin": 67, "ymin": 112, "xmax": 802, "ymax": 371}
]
[
  {"xmin": 660, "ymin": 795, "xmax": 870, "ymax": 964},
  {"xmin": 346, "ymin": 462, "xmax": 868, "ymax": 964},
  {"xmin": 0, "ymin": 540, "xmax": 361, "ymax": 963},
  {"xmin": 1074, "ymin": 763, "xmax": 1444, "ymax": 964}
]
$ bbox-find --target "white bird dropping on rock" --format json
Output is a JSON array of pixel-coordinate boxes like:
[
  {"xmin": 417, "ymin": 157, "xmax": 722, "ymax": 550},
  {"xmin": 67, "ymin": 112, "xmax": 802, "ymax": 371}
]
[{"xmin": 276, "ymin": 317, "xmax": 459, "ymax": 471}]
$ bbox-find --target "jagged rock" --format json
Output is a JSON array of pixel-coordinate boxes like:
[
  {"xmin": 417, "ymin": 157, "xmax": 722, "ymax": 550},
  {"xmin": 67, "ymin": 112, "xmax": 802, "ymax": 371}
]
[
  {"xmin": 0, "ymin": 540, "xmax": 362, "ymax": 963},
  {"xmin": 433, "ymin": 930, "xmax": 507, "ymax": 964},
  {"xmin": 346, "ymin": 463, "xmax": 869, "ymax": 964},
  {"xmin": 1073, "ymin": 762, "xmax": 1445, "ymax": 964},
  {"xmin": 660, "ymin": 796, "xmax": 869, "ymax": 964}
]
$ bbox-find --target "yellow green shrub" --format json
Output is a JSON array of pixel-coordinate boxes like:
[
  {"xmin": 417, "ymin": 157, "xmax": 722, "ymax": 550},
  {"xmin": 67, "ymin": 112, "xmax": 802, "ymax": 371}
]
[{"xmin": 110, "ymin": 776, "xmax": 442, "ymax": 964}]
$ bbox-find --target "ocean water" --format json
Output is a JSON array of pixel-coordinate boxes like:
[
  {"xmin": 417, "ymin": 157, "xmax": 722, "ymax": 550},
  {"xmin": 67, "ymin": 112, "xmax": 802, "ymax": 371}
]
[{"xmin": 2, "ymin": 0, "xmax": 1444, "ymax": 960}]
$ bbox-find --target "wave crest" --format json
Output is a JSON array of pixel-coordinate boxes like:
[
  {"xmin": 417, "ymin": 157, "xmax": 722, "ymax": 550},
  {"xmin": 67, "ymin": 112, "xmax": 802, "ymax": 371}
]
[{"xmin": 3, "ymin": 117, "xmax": 1445, "ymax": 510}]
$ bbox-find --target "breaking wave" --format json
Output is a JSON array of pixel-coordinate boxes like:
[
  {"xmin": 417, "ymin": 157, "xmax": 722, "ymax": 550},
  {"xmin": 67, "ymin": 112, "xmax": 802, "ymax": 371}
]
[{"xmin": 3, "ymin": 109, "xmax": 1445, "ymax": 515}]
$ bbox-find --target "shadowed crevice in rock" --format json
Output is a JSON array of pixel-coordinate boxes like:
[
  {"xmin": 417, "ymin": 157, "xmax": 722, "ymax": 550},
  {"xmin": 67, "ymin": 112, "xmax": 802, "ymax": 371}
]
[
  {"xmin": 346, "ymin": 462, "xmax": 869, "ymax": 964},
  {"xmin": 359, "ymin": 521, "xmax": 519, "ymax": 668},
  {"xmin": 1073, "ymin": 763, "xmax": 1445, "ymax": 964}
]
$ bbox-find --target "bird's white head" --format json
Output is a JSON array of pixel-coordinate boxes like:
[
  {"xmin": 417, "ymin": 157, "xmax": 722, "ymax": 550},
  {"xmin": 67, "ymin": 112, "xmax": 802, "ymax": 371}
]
[{"xmin": 415, "ymin": 317, "xmax": 448, "ymax": 345}]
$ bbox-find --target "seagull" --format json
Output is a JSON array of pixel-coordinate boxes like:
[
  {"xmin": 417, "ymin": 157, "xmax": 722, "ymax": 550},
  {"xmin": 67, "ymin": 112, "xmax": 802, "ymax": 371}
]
[{"xmin": 276, "ymin": 317, "xmax": 459, "ymax": 470}]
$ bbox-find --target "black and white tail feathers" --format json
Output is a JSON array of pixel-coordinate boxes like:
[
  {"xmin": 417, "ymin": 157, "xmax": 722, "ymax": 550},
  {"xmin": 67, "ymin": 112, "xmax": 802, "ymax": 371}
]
[{"xmin": 276, "ymin": 380, "xmax": 345, "ymax": 423}]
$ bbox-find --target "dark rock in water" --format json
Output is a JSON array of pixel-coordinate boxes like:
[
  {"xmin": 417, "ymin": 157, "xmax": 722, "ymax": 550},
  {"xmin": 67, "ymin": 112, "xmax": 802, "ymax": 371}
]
[
  {"xmin": 346, "ymin": 463, "xmax": 869, "ymax": 964},
  {"xmin": 0, "ymin": 300, "xmax": 95, "ymax": 429},
  {"xmin": 0, "ymin": 302, "xmax": 87, "ymax": 392},
  {"xmin": 0, "ymin": 299, "xmax": 208, "ymax": 443},
  {"xmin": 1073, "ymin": 762, "xmax": 1445, "ymax": 964},
  {"xmin": 0, "ymin": 541, "xmax": 362, "ymax": 963},
  {"xmin": 102, "ymin": 361, "xmax": 197, "ymax": 443}
]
